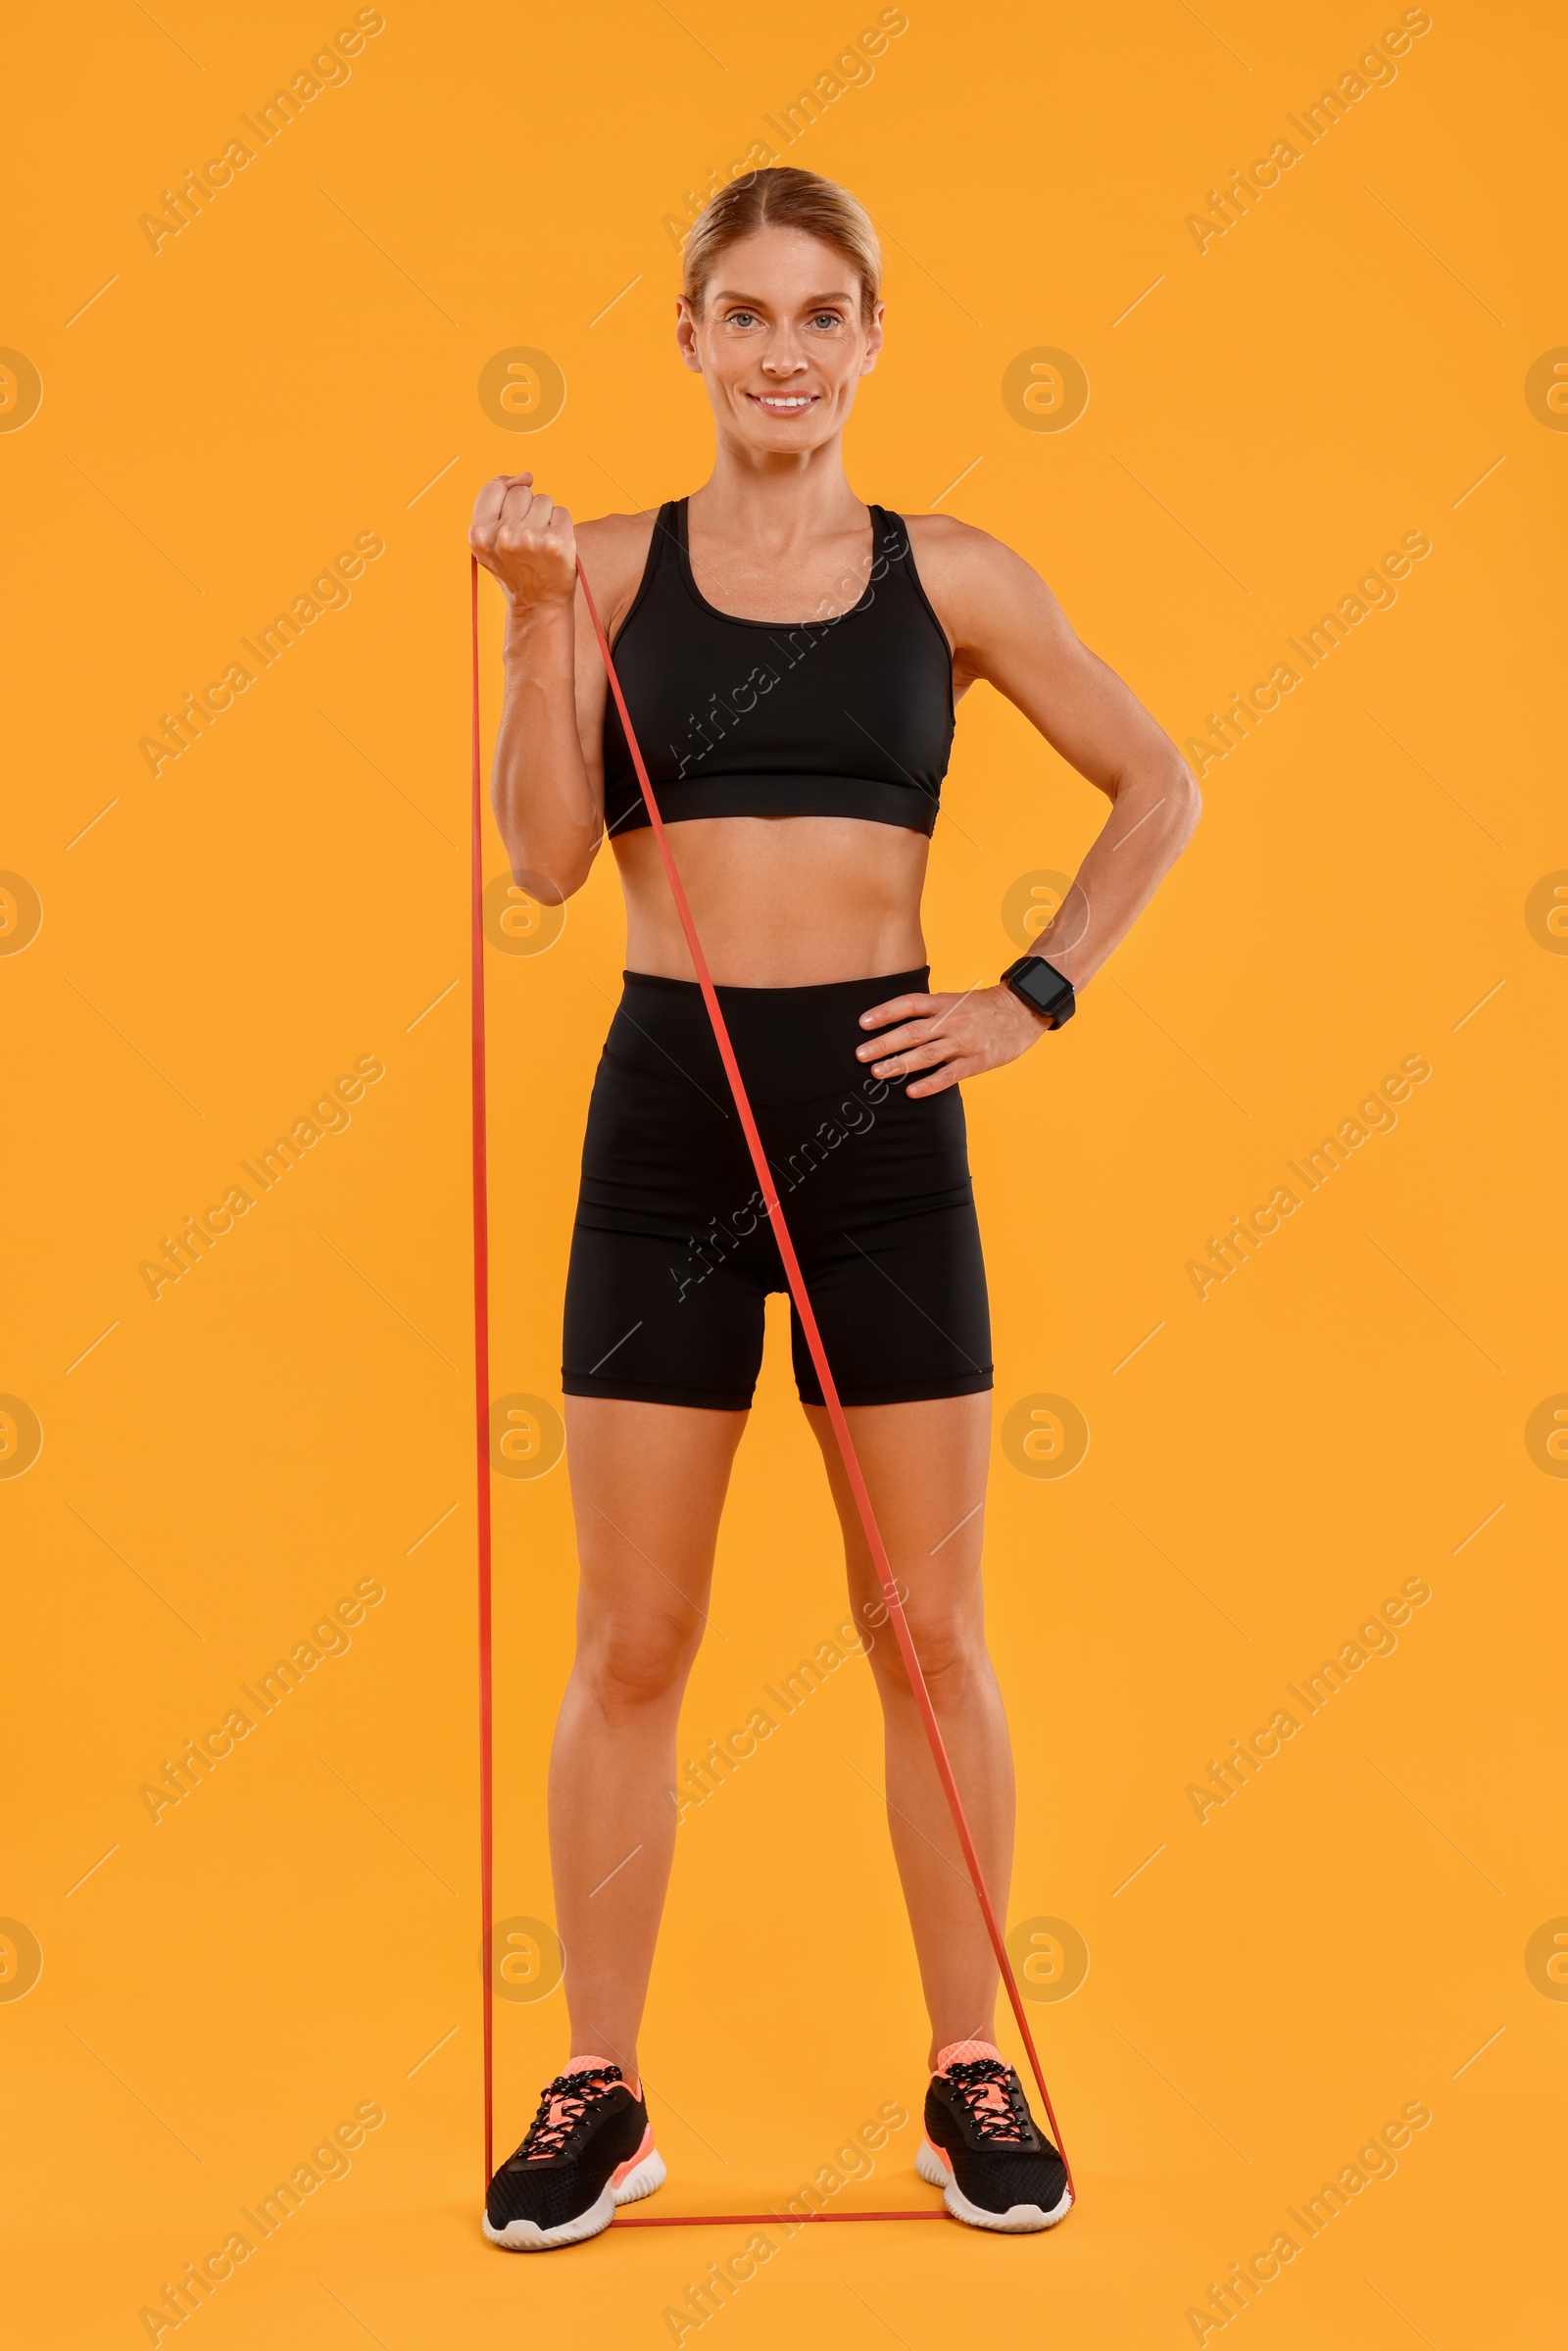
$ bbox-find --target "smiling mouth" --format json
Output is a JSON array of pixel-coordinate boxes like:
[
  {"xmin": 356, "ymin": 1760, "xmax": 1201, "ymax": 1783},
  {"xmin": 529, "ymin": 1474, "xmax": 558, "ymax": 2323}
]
[{"xmin": 749, "ymin": 393, "xmax": 818, "ymax": 413}]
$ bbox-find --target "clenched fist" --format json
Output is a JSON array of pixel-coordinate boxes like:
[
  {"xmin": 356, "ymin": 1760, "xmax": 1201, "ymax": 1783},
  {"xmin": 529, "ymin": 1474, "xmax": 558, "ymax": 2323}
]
[{"xmin": 469, "ymin": 472, "xmax": 576, "ymax": 609}]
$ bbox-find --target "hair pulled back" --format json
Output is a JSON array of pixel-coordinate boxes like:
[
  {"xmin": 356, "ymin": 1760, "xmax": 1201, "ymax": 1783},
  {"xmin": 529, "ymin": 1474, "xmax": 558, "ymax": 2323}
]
[{"xmin": 681, "ymin": 168, "xmax": 881, "ymax": 325}]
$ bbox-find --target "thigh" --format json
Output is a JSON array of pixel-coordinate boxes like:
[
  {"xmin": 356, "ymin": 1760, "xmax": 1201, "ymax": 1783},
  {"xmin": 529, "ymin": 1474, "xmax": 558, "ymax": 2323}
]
[
  {"xmin": 802, "ymin": 1392, "xmax": 994, "ymax": 1669},
  {"xmin": 564, "ymin": 1396, "xmax": 749, "ymax": 1663}
]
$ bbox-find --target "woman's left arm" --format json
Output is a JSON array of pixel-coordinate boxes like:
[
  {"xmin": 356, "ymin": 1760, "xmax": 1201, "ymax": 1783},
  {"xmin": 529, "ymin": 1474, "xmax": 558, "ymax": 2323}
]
[{"xmin": 857, "ymin": 522, "xmax": 1200, "ymax": 1098}]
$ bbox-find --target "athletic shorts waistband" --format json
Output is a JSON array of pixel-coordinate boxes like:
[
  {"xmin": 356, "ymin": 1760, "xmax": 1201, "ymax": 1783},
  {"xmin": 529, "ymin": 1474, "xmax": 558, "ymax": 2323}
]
[
  {"xmin": 606, "ymin": 967, "xmax": 931, "ymax": 1109},
  {"xmin": 620, "ymin": 965, "xmax": 930, "ymax": 999}
]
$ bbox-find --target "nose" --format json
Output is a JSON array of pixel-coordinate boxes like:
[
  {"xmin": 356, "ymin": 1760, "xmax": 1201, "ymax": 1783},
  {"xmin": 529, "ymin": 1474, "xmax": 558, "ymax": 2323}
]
[{"xmin": 760, "ymin": 334, "xmax": 809, "ymax": 379}]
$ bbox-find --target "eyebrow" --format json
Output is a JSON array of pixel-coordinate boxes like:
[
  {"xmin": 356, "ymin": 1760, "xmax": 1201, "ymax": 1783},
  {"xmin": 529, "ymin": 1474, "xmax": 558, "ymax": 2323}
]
[{"xmin": 710, "ymin": 289, "xmax": 857, "ymax": 307}]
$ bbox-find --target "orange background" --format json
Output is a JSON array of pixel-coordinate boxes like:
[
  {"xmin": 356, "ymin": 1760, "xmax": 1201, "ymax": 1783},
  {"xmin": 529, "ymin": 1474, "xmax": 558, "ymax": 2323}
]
[{"xmin": 4, "ymin": 2, "xmax": 1565, "ymax": 2343}]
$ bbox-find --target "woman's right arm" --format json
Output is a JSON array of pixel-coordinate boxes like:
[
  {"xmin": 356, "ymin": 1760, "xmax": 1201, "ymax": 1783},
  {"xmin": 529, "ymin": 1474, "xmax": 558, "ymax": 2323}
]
[{"xmin": 469, "ymin": 472, "xmax": 620, "ymax": 903}]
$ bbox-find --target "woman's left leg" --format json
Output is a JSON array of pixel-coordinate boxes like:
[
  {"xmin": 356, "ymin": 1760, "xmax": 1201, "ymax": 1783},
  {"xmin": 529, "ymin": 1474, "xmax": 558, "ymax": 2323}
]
[{"xmin": 802, "ymin": 1391, "xmax": 1011, "ymax": 2070}]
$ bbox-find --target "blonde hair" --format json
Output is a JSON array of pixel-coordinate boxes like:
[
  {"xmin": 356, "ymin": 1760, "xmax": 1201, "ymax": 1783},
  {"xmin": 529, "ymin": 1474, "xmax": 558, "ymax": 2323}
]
[{"xmin": 682, "ymin": 168, "xmax": 881, "ymax": 326}]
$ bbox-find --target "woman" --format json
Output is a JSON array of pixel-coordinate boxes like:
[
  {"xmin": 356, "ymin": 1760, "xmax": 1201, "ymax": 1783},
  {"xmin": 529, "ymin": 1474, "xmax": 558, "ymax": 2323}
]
[{"xmin": 470, "ymin": 167, "xmax": 1199, "ymax": 2251}]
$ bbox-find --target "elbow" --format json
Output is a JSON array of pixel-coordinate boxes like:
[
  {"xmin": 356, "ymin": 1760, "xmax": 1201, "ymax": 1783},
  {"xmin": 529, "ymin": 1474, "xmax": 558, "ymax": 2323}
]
[
  {"xmin": 507, "ymin": 852, "xmax": 595, "ymax": 905},
  {"xmin": 1176, "ymin": 759, "xmax": 1202, "ymax": 845},
  {"xmin": 1162, "ymin": 752, "xmax": 1201, "ymax": 849},
  {"xmin": 1114, "ymin": 747, "xmax": 1200, "ymax": 853},
  {"xmin": 494, "ymin": 810, "xmax": 600, "ymax": 904}
]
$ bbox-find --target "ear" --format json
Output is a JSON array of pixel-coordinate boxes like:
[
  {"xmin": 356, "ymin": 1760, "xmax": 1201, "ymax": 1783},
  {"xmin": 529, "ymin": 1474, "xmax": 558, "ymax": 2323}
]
[
  {"xmin": 859, "ymin": 299, "xmax": 886, "ymax": 375},
  {"xmin": 674, "ymin": 295, "xmax": 705, "ymax": 374}
]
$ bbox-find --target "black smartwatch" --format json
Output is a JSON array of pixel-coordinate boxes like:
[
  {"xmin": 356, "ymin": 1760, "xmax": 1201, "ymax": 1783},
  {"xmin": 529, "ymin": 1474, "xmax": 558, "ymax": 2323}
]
[{"xmin": 1001, "ymin": 954, "xmax": 1076, "ymax": 1029}]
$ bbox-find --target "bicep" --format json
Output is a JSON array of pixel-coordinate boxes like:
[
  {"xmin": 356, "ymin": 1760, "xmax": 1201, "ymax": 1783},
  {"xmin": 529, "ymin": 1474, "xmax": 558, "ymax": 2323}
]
[{"xmin": 957, "ymin": 545, "xmax": 1175, "ymax": 796}]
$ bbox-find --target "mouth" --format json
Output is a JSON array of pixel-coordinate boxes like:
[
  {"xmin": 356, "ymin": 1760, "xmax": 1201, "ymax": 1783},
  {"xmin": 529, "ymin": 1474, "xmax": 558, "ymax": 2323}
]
[{"xmin": 748, "ymin": 393, "xmax": 819, "ymax": 416}]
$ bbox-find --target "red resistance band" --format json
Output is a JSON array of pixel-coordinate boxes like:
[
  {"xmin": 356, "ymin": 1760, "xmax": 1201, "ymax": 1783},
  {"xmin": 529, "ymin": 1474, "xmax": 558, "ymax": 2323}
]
[{"xmin": 470, "ymin": 553, "xmax": 1075, "ymax": 2220}]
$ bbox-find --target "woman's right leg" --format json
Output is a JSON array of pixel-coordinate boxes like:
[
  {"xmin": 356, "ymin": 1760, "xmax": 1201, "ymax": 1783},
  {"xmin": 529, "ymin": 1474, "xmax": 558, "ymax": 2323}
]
[{"xmin": 549, "ymin": 1395, "xmax": 748, "ymax": 2082}]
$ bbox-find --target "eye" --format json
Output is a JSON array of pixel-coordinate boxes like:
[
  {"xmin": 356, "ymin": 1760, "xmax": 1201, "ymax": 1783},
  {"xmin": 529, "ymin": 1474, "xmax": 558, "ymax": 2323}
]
[
  {"xmin": 809, "ymin": 311, "xmax": 845, "ymax": 329},
  {"xmin": 724, "ymin": 308, "xmax": 760, "ymax": 328}
]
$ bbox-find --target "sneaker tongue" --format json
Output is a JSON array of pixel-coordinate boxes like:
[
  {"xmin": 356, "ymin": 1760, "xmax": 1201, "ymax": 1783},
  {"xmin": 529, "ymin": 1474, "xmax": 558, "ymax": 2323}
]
[
  {"xmin": 935, "ymin": 2038, "xmax": 1006, "ymax": 2073},
  {"xmin": 561, "ymin": 2053, "xmax": 638, "ymax": 2096}
]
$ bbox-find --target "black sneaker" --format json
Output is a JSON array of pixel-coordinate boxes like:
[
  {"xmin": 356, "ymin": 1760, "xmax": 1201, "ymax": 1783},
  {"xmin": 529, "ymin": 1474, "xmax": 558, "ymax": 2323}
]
[
  {"xmin": 483, "ymin": 2056, "xmax": 664, "ymax": 2250},
  {"xmin": 917, "ymin": 2039, "xmax": 1072, "ymax": 2231}
]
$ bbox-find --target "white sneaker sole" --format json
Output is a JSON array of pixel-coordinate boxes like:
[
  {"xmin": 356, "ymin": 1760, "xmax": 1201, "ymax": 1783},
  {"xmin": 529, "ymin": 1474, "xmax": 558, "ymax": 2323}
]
[
  {"xmin": 483, "ymin": 2146, "xmax": 666, "ymax": 2251},
  {"xmin": 917, "ymin": 2136, "xmax": 1073, "ymax": 2232}
]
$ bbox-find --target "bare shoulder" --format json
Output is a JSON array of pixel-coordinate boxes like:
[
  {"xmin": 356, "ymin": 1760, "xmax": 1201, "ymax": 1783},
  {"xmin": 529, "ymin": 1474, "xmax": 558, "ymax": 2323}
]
[
  {"xmin": 899, "ymin": 511, "xmax": 1047, "ymax": 599},
  {"xmin": 575, "ymin": 508, "xmax": 660, "ymax": 633},
  {"xmin": 575, "ymin": 508, "xmax": 659, "ymax": 556},
  {"xmin": 896, "ymin": 514, "xmax": 1064, "ymax": 682}
]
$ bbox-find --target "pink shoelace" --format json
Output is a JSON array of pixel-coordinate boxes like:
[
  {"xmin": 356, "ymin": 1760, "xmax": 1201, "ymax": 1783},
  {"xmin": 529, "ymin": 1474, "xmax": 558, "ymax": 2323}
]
[
  {"xmin": 945, "ymin": 2057, "xmax": 1029, "ymax": 2142},
  {"xmin": 518, "ymin": 2064, "xmax": 622, "ymax": 2161}
]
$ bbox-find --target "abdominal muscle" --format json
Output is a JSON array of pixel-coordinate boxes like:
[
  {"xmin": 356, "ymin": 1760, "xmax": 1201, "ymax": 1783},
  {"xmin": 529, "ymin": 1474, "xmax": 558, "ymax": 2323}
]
[{"xmin": 612, "ymin": 813, "xmax": 930, "ymax": 988}]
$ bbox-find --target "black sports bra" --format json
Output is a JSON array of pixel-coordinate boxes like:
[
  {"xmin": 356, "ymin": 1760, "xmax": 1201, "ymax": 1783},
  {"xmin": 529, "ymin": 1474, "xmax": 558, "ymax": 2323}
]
[{"xmin": 601, "ymin": 498, "xmax": 955, "ymax": 838}]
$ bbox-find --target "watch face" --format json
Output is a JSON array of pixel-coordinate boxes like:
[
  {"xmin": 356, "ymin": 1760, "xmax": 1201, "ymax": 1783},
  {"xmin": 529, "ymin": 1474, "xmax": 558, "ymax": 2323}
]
[{"xmin": 1016, "ymin": 959, "xmax": 1070, "ymax": 1017}]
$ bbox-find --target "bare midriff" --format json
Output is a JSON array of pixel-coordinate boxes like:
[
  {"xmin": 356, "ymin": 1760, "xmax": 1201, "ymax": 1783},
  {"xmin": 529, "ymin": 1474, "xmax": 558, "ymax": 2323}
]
[{"xmin": 613, "ymin": 812, "xmax": 930, "ymax": 987}]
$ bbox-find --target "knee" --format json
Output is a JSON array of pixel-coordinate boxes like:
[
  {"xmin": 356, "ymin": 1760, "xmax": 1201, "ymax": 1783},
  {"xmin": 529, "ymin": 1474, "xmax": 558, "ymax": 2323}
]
[
  {"xmin": 870, "ymin": 1610, "xmax": 988, "ymax": 1698},
  {"xmin": 577, "ymin": 1616, "xmax": 697, "ymax": 1718}
]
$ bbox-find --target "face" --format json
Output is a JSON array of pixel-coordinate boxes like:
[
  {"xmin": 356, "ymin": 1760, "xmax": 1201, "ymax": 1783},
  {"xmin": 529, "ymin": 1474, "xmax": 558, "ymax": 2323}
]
[{"xmin": 677, "ymin": 228, "xmax": 883, "ymax": 454}]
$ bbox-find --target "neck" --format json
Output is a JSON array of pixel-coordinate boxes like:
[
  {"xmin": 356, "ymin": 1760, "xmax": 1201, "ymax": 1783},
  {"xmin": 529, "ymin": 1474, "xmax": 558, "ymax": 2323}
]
[{"xmin": 689, "ymin": 430, "xmax": 864, "ymax": 548}]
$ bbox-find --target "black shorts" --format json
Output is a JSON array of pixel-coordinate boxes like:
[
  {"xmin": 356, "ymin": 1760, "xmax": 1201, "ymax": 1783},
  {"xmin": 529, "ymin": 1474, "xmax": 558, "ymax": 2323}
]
[{"xmin": 562, "ymin": 967, "xmax": 993, "ymax": 1411}]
